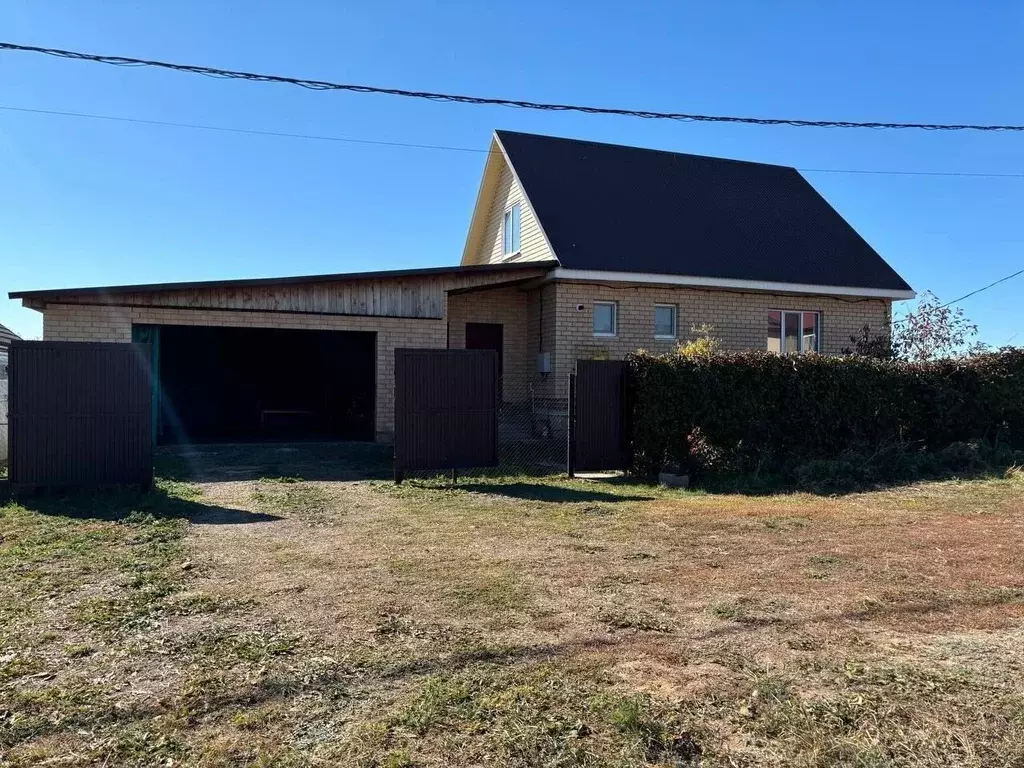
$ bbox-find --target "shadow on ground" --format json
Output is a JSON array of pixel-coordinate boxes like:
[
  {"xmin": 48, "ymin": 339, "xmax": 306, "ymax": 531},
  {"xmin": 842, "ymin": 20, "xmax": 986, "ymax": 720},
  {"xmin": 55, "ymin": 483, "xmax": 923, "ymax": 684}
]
[
  {"xmin": 12, "ymin": 485, "xmax": 281, "ymax": 525},
  {"xmin": 374, "ymin": 636, "xmax": 624, "ymax": 683},
  {"xmin": 690, "ymin": 587, "xmax": 1024, "ymax": 643},
  {"xmin": 458, "ymin": 482, "xmax": 655, "ymax": 503},
  {"xmin": 156, "ymin": 441, "xmax": 393, "ymax": 483},
  {"xmin": 688, "ymin": 464, "xmax": 1020, "ymax": 497}
]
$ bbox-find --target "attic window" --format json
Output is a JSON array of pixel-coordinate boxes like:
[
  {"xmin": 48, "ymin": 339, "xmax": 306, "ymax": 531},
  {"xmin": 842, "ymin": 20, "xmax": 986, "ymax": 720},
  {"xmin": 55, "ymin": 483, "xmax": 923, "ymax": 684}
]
[{"xmin": 503, "ymin": 203, "xmax": 521, "ymax": 256}]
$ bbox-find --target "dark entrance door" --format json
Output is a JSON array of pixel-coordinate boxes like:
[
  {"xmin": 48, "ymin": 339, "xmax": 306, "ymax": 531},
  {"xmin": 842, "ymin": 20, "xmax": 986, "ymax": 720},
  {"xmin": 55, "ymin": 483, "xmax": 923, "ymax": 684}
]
[{"xmin": 465, "ymin": 323, "xmax": 503, "ymax": 402}]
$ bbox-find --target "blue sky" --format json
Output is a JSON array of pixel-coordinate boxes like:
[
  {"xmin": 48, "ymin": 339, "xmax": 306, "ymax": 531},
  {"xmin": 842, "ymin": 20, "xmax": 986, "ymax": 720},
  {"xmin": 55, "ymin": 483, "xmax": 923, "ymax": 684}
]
[{"xmin": 1, "ymin": 1, "xmax": 1021, "ymax": 343}]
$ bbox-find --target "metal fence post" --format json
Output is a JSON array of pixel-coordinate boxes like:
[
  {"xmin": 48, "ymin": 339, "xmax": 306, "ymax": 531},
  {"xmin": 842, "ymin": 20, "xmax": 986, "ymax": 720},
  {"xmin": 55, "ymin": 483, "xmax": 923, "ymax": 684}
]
[{"xmin": 566, "ymin": 372, "xmax": 576, "ymax": 478}]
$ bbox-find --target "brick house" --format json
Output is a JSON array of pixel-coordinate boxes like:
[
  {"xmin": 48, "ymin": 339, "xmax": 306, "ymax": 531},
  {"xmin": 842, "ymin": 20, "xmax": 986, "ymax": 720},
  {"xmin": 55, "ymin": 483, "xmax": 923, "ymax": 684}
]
[{"xmin": 9, "ymin": 131, "xmax": 913, "ymax": 445}]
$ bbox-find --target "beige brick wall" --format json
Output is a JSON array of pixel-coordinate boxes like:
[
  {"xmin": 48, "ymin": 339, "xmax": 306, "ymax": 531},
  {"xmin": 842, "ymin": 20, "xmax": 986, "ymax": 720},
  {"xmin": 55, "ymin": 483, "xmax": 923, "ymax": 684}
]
[
  {"xmin": 550, "ymin": 281, "xmax": 891, "ymax": 381},
  {"xmin": 525, "ymin": 283, "xmax": 560, "ymax": 399},
  {"xmin": 446, "ymin": 286, "xmax": 530, "ymax": 403},
  {"xmin": 39, "ymin": 279, "xmax": 891, "ymax": 441},
  {"xmin": 42, "ymin": 303, "xmax": 445, "ymax": 441}
]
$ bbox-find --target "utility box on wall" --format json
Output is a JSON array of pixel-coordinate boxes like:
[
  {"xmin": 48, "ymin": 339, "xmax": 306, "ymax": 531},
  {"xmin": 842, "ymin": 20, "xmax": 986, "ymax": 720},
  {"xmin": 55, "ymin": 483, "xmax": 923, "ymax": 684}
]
[{"xmin": 537, "ymin": 352, "xmax": 551, "ymax": 374}]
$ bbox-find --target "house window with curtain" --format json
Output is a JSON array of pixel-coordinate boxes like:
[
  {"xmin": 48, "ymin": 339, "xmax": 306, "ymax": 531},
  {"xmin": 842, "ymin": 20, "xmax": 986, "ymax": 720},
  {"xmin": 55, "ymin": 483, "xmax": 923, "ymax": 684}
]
[
  {"xmin": 503, "ymin": 203, "xmax": 521, "ymax": 256},
  {"xmin": 767, "ymin": 310, "xmax": 819, "ymax": 353}
]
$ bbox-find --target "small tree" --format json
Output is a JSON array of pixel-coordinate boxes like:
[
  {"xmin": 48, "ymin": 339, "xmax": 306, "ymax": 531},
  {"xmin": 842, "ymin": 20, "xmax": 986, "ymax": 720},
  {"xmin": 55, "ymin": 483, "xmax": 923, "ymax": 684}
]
[
  {"xmin": 845, "ymin": 292, "xmax": 985, "ymax": 362},
  {"xmin": 894, "ymin": 291, "xmax": 981, "ymax": 361}
]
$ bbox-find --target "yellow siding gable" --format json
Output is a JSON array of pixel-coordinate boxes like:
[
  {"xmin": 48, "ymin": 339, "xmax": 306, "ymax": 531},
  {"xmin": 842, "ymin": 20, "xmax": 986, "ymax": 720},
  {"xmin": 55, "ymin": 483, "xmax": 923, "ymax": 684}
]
[{"xmin": 461, "ymin": 136, "xmax": 556, "ymax": 266}]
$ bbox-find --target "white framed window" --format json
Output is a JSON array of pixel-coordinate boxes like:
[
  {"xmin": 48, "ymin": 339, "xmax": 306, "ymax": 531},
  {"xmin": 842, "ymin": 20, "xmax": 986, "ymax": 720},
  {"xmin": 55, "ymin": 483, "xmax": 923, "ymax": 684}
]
[
  {"xmin": 502, "ymin": 203, "xmax": 521, "ymax": 256},
  {"xmin": 767, "ymin": 310, "xmax": 819, "ymax": 354},
  {"xmin": 654, "ymin": 304, "xmax": 677, "ymax": 339},
  {"xmin": 593, "ymin": 301, "xmax": 617, "ymax": 337}
]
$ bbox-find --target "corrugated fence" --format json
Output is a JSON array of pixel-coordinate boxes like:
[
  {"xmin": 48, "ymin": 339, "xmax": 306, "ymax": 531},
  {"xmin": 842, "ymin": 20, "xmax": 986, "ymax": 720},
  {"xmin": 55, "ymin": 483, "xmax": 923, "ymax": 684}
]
[
  {"xmin": 571, "ymin": 360, "xmax": 630, "ymax": 473},
  {"xmin": 393, "ymin": 348, "xmax": 498, "ymax": 480},
  {"xmin": 8, "ymin": 341, "xmax": 153, "ymax": 489}
]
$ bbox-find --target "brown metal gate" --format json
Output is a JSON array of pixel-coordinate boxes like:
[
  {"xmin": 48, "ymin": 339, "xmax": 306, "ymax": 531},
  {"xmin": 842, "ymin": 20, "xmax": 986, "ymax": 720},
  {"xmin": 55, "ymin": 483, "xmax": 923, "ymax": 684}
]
[
  {"xmin": 393, "ymin": 349, "xmax": 498, "ymax": 481},
  {"xmin": 8, "ymin": 341, "xmax": 153, "ymax": 489},
  {"xmin": 569, "ymin": 360, "xmax": 629, "ymax": 473}
]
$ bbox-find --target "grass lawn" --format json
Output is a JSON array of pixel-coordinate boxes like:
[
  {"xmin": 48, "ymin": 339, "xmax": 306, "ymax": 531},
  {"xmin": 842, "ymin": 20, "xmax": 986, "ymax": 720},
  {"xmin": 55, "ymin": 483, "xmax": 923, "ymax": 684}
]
[{"xmin": 2, "ymin": 445, "xmax": 1023, "ymax": 767}]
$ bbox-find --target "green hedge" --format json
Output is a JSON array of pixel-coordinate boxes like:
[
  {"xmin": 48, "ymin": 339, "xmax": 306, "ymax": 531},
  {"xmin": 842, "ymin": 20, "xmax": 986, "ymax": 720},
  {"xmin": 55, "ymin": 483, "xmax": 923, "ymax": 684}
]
[{"xmin": 627, "ymin": 349, "xmax": 1024, "ymax": 478}]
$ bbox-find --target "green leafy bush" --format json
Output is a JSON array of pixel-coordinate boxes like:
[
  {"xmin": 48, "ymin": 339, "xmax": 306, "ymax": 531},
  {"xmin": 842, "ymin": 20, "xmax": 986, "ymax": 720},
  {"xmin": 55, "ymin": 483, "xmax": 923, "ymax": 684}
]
[
  {"xmin": 935, "ymin": 441, "xmax": 985, "ymax": 473},
  {"xmin": 627, "ymin": 349, "xmax": 1024, "ymax": 482}
]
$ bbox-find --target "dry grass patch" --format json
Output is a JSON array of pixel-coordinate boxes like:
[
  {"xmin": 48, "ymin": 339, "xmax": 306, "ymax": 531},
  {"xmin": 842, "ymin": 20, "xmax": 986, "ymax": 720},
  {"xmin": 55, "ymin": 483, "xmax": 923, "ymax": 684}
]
[
  {"xmin": 3, "ymin": 448, "xmax": 1024, "ymax": 766},
  {"xmin": 447, "ymin": 571, "xmax": 533, "ymax": 615}
]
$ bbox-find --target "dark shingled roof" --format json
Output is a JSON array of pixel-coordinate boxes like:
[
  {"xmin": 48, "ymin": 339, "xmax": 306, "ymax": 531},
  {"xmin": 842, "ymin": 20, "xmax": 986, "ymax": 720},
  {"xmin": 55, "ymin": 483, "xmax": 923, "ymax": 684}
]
[{"xmin": 496, "ymin": 130, "xmax": 912, "ymax": 292}]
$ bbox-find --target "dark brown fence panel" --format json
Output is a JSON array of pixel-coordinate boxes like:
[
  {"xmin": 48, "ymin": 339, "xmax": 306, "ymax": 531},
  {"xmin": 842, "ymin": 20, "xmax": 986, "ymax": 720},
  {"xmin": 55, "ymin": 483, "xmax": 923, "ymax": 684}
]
[
  {"xmin": 394, "ymin": 349, "xmax": 498, "ymax": 479},
  {"xmin": 9, "ymin": 341, "xmax": 153, "ymax": 489},
  {"xmin": 572, "ymin": 360, "xmax": 629, "ymax": 472}
]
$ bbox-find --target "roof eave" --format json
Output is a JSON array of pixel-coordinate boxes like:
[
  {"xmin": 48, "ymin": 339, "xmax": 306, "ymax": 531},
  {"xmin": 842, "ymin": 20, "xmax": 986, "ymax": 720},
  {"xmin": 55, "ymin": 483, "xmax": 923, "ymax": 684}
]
[{"xmin": 546, "ymin": 268, "xmax": 916, "ymax": 300}]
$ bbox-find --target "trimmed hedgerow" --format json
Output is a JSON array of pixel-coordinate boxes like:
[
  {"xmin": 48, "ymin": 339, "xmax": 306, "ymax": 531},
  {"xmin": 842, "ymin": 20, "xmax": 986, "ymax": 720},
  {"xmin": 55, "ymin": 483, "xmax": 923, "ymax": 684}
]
[{"xmin": 627, "ymin": 349, "xmax": 1024, "ymax": 479}]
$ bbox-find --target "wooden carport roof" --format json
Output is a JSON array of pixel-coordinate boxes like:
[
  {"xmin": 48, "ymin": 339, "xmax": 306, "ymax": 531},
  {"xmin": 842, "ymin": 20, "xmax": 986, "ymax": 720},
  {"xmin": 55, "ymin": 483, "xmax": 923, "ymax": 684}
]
[
  {"xmin": 9, "ymin": 260, "xmax": 557, "ymax": 301},
  {"xmin": 10, "ymin": 261, "xmax": 558, "ymax": 320}
]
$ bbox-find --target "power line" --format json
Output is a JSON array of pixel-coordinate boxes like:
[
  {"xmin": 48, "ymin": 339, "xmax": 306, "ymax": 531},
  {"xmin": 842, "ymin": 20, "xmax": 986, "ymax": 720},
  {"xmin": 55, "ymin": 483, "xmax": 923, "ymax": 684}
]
[
  {"xmin": 797, "ymin": 166, "xmax": 1024, "ymax": 179},
  {"xmin": 894, "ymin": 267, "xmax": 1024, "ymax": 322},
  {"xmin": 0, "ymin": 104, "xmax": 485, "ymax": 153},
  {"xmin": 3, "ymin": 41, "xmax": 1024, "ymax": 133},
  {"xmin": 936, "ymin": 268, "xmax": 1024, "ymax": 307},
  {"xmin": 4, "ymin": 103, "xmax": 1024, "ymax": 180}
]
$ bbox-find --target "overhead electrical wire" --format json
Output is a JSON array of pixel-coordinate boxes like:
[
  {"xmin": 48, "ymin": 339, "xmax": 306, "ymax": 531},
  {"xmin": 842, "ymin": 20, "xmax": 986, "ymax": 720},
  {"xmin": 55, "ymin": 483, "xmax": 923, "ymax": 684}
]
[
  {"xmin": 3, "ymin": 104, "xmax": 1024, "ymax": 180},
  {"xmin": 3, "ymin": 42, "xmax": 1019, "ymax": 317},
  {"xmin": 0, "ymin": 104, "xmax": 487, "ymax": 153},
  {"xmin": 3, "ymin": 41, "xmax": 1024, "ymax": 132},
  {"xmin": 937, "ymin": 267, "xmax": 1024, "ymax": 307},
  {"xmin": 894, "ymin": 267, "xmax": 1024, "ymax": 322}
]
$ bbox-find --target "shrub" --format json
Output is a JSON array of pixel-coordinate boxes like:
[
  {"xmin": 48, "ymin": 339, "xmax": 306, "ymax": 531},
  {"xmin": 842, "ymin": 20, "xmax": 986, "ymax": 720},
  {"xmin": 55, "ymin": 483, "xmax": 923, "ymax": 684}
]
[
  {"xmin": 936, "ymin": 442, "xmax": 986, "ymax": 473},
  {"xmin": 793, "ymin": 459, "xmax": 863, "ymax": 493},
  {"xmin": 627, "ymin": 349, "xmax": 1024, "ymax": 480},
  {"xmin": 676, "ymin": 324, "xmax": 722, "ymax": 361}
]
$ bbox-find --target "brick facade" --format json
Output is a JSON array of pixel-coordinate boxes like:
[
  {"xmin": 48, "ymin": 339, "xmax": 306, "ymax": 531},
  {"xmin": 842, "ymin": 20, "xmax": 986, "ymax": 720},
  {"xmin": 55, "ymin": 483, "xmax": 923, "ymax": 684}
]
[
  {"xmin": 39, "ymin": 278, "xmax": 892, "ymax": 443},
  {"xmin": 42, "ymin": 303, "xmax": 444, "ymax": 441},
  {"xmin": 524, "ymin": 283, "xmax": 559, "ymax": 397},
  {"xmin": 543, "ymin": 281, "xmax": 890, "ymax": 385},
  {"xmin": 443, "ymin": 280, "xmax": 891, "ymax": 402},
  {"xmin": 446, "ymin": 286, "xmax": 530, "ymax": 403}
]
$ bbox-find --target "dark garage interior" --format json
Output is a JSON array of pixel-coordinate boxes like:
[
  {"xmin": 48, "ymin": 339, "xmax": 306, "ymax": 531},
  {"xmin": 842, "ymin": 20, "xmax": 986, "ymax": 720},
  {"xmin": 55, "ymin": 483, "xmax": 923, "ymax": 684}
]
[{"xmin": 154, "ymin": 324, "xmax": 376, "ymax": 444}]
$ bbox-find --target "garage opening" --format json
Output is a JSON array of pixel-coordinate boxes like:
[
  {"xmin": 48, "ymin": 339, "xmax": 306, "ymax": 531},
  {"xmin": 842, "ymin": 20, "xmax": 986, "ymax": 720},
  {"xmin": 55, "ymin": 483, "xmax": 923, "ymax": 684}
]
[{"xmin": 141, "ymin": 324, "xmax": 376, "ymax": 444}]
